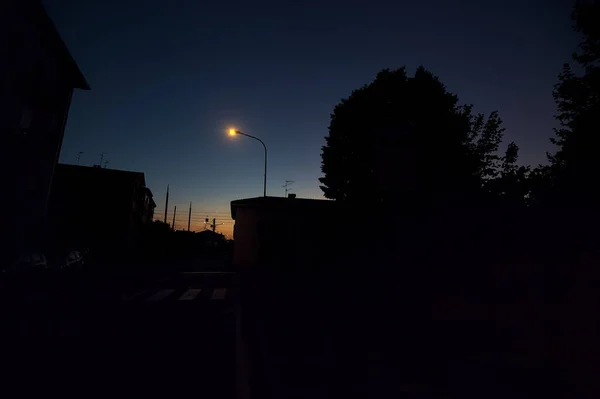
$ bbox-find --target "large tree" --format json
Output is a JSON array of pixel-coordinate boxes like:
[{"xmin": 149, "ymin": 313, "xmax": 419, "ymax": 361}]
[
  {"xmin": 547, "ymin": 1, "xmax": 600, "ymax": 204},
  {"xmin": 485, "ymin": 142, "xmax": 531, "ymax": 204},
  {"xmin": 319, "ymin": 66, "xmax": 513, "ymax": 204}
]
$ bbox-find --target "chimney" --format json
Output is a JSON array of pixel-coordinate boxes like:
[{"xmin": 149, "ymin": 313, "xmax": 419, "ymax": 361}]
[{"xmin": 288, "ymin": 193, "xmax": 296, "ymax": 199}]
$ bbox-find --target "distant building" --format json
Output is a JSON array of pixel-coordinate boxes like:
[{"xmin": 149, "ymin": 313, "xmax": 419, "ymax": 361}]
[
  {"xmin": 47, "ymin": 164, "xmax": 156, "ymax": 253},
  {"xmin": 195, "ymin": 230, "xmax": 226, "ymax": 247},
  {"xmin": 0, "ymin": 0, "xmax": 89, "ymax": 263}
]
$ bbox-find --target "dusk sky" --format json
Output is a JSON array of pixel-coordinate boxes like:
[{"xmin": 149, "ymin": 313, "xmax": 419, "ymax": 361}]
[{"xmin": 45, "ymin": 0, "xmax": 579, "ymax": 237}]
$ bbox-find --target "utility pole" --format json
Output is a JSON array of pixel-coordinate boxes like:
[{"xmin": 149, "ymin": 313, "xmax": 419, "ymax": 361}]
[
  {"xmin": 100, "ymin": 153, "xmax": 105, "ymax": 167},
  {"xmin": 283, "ymin": 180, "xmax": 295, "ymax": 197},
  {"xmin": 76, "ymin": 152, "xmax": 83, "ymax": 165},
  {"xmin": 188, "ymin": 201, "xmax": 192, "ymax": 232},
  {"xmin": 163, "ymin": 185, "xmax": 169, "ymax": 224},
  {"xmin": 172, "ymin": 206, "xmax": 177, "ymax": 231},
  {"xmin": 207, "ymin": 217, "xmax": 222, "ymax": 233}
]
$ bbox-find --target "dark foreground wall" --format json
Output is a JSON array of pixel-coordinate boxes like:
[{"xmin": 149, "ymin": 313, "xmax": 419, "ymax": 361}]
[{"xmin": 239, "ymin": 206, "xmax": 600, "ymax": 398}]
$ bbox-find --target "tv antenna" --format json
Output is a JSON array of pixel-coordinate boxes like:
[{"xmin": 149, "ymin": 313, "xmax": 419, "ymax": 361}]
[{"xmin": 282, "ymin": 180, "xmax": 295, "ymax": 197}]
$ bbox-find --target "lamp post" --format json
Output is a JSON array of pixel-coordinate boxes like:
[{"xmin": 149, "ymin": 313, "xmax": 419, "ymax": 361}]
[{"xmin": 229, "ymin": 128, "xmax": 268, "ymax": 197}]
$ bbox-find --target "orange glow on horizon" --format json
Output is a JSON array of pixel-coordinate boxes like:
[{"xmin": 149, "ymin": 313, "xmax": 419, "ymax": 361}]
[{"xmin": 152, "ymin": 217, "xmax": 234, "ymax": 238}]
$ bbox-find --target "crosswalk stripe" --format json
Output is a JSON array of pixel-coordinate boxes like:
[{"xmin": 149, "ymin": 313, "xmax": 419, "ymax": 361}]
[
  {"xmin": 146, "ymin": 289, "xmax": 175, "ymax": 303},
  {"xmin": 179, "ymin": 288, "xmax": 202, "ymax": 301},
  {"xmin": 211, "ymin": 288, "xmax": 227, "ymax": 300}
]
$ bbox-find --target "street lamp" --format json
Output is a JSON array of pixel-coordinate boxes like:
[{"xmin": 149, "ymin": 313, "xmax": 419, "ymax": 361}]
[{"xmin": 228, "ymin": 128, "xmax": 268, "ymax": 197}]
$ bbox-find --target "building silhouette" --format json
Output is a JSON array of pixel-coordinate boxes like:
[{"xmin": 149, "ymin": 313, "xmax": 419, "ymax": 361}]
[
  {"xmin": 1, "ymin": 0, "xmax": 89, "ymax": 264},
  {"xmin": 230, "ymin": 195, "xmax": 347, "ymax": 269},
  {"xmin": 47, "ymin": 164, "xmax": 156, "ymax": 256}
]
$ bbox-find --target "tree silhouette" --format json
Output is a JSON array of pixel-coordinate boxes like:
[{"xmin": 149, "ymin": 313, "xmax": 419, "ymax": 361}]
[
  {"xmin": 319, "ymin": 66, "xmax": 515, "ymax": 205},
  {"xmin": 527, "ymin": 164, "xmax": 553, "ymax": 206},
  {"xmin": 547, "ymin": 2, "xmax": 600, "ymax": 204},
  {"xmin": 485, "ymin": 142, "xmax": 531, "ymax": 205}
]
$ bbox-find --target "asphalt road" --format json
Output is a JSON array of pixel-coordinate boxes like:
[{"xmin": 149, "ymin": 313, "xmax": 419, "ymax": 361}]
[
  {"xmin": 1, "ymin": 271, "xmax": 236, "ymax": 398},
  {"xmin": 1, "ymin": 267, "xmax": 588, "ymax": 398},
  {"xmin": 240, "ymin": 272, "xmax": 571, "ymax": 399}
]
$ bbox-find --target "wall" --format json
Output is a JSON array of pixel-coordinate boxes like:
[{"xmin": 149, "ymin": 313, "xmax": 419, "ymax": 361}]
[
  {"xmin": 232, "ymin": 207, "xmax": 261, "ymax": 267},
  {"xmin": 47, "ymin": 166, "xmax": 151, "ymax": 259},
  {"xmin": 0, "ymin": 0, "xmax": 74, "ymax": 263},
  {"xmin": 232, "ymin": 202, "xmax": 361, "ymax": 269}
]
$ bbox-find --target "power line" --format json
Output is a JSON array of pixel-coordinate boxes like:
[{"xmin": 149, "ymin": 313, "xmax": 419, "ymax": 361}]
[
  {"xmin": 154, "ymin": 214, "xmax": 233, "ymax": 220},
  {"xmin": 153, "ymin": 210, "xmax": 226, "ymax": 215},
  {"xmin": 153, "ymin": 217, "xmax": 234, "ymax": 223},
  {"xmin": 154, "ymin": 216, "xmax": 233, "ymax": 221},
  {"xmin": 152, "ymin": 211, "xmax": 230, "ymax": 215}
]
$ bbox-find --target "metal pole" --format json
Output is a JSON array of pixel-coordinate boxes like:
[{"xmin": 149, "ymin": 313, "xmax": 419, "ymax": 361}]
[
  {"xmin": 237, "ymin": 131, "xmax": 268, "ymax": 197},
  {"xmin": 188, "ymin": 201, "xmax": 192, "ymax": 232},
  {"xmin": 263, "ymin": 145, "xmax": 267, "ymax": 197},
  {"xmin": 164, "ymin": 185, "xmax": 169, "ymax": 224},
  {"xmin": 172, "ymin": 206, "xmax": 176, "ymax": 231}
]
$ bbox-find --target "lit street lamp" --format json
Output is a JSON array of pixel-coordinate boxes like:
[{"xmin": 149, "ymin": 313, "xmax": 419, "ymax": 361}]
[{"xmin": 228, "ymin": 128, "xmax": 268, "ymax": 197}]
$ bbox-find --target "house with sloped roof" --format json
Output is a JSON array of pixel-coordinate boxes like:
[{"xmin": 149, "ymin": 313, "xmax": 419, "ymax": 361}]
[{"xmin": 1, "ymin": 0, "xmax": 90, "ymax": 264}]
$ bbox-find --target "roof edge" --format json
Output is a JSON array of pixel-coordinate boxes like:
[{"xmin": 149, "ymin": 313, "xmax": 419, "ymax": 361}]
[{"xmin": 38, "ymin": 2, "xmax": 90, "ymax": 90}]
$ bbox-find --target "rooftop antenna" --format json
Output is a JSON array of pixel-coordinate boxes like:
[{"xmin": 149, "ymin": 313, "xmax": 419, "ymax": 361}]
[
  {"xmin": 76, "ymin": 151, "xmax": 84, "ymax": 165},
  {"xmin": 283, "ymin": 180, "xmax": 295, "ymax": 197},
  {"xmin": 100, "ymin": 153, "xmax": 106, "ymax": 167}
]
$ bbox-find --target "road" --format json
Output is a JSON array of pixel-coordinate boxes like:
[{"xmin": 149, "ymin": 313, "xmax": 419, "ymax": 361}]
[
  {"xmin": 0, "ymin": 270, "xmax": 236, "ymax": 398},
  {"xmin": 239, "ymin": 272, "xmax": 567, "ymax": 399},
  {"xmin": 1, "ymin": 267, "xmax": 582, "ymax": 398}
]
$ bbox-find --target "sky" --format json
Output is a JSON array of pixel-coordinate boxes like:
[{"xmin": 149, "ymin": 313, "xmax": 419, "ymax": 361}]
[{"xmin": 45, "ymin": 0, "xmax": 580, "ymax": 237}]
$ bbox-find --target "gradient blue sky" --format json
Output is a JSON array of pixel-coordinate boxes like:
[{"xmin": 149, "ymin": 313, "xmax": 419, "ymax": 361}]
[{"xmin": 45, "ymin": 0, "xmax": 579, "ymax": 236}]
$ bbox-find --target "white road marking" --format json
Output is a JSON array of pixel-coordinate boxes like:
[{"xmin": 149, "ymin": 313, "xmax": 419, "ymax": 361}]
[
  {"xmin": 211, "ymin": 288, "xmax": 227, "ymax": 300},
  {"xmin": 179, "ymin": 288, "xmax": 202, "ymax": 301},
  {"xmin": 145, "ymin": 289, "xmax": 175, "ymax": 303}
]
